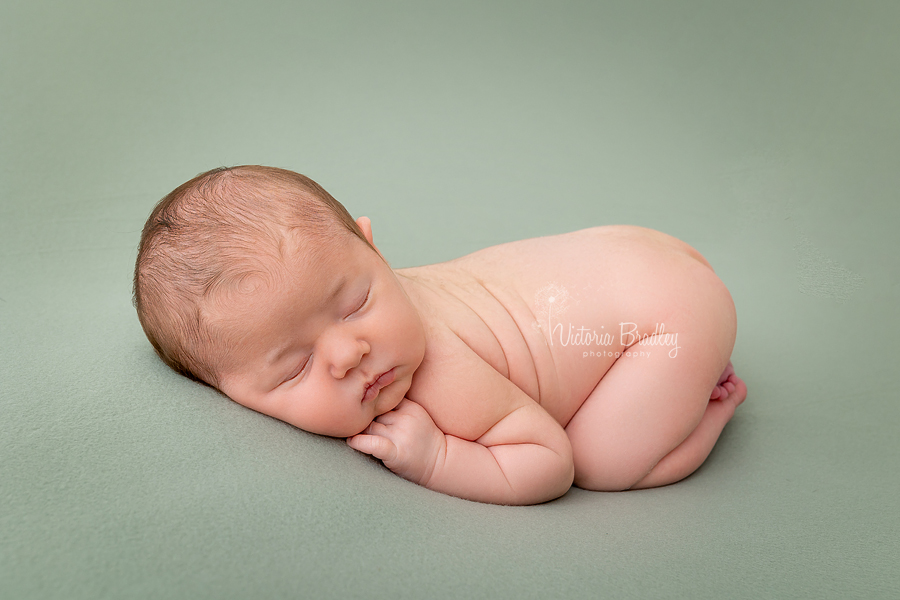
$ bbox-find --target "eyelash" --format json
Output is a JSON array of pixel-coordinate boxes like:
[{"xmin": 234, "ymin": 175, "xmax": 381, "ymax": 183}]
[
  {"xmin": 284, "ymin": 356, "xmax": 310, "ymax": 384},
  {"xmin": 348, "ymin": 289, "xmax": 370, "ymax": 317}
]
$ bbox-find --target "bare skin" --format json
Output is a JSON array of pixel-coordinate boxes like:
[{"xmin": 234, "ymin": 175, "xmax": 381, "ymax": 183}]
[
  {"xmin": 222, "ymin": 223, "xmax": 747, "ymax": 505},
  {"xmin": 353, "ymin": 223, "xmax": 746, "ymax": 501}
]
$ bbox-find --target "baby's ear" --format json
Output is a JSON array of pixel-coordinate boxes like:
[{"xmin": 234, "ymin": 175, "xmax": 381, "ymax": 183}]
[
  {"xmin": 356, "ymin": 216, "xmax": 375, "ymax": 246},
  {"xmin": 355, "ymin": 216, "xmax": 388, "ymax": 263}
]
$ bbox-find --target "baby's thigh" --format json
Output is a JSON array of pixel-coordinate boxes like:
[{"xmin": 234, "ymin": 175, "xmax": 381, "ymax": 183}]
[{"xmin": 566, "ymin": 274, "xmax": 736, "ymax": 490}]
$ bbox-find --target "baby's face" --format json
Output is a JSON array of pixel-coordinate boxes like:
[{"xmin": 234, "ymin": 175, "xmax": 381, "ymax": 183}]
[{"xmin": 215, "ymin": 226, "xmax": 426, "ymax": 437}]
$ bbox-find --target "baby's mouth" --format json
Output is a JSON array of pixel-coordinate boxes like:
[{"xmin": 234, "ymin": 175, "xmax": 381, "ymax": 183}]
[{"xmin": 362, "ymin": 368, "xmax": 396, "ymax": 403}]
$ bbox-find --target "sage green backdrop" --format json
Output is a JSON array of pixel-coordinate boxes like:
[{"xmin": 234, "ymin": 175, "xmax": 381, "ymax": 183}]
[{"xmin": 2, "ymin": 1, "xmax": 898, "ymax": 598}]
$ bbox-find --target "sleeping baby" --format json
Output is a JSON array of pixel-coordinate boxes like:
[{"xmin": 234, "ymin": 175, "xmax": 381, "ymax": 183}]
[{"xmin": 133, "ymin": 165, "xmax": 746, "ymax": 505}]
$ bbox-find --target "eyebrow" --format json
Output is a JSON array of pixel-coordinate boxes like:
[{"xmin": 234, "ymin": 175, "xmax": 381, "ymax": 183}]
[{"xmin": 264, "ymin": 274, "xmax": 348, "ymax": 370}]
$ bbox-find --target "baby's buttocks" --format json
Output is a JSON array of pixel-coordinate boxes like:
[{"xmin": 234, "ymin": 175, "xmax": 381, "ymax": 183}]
[
  {"xmin": 428, "ymin": 226, "xmax": 732, "ymax": 426},
  {"xmin": 399, "ymin": 226, "xmax": 731, "ymax": 428}
]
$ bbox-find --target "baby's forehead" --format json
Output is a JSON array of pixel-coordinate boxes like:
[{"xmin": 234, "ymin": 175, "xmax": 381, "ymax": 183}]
[
  {"xmin": 213, "ymin": 230, "xmax": 373, "ymax": 316},
  {"xmin": 207, "ymin": 235, "xmax": 379, "ymax": 364}
]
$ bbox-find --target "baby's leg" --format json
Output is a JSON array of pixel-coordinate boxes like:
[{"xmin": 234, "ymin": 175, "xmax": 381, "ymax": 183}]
[
  {"xmin": 630, "ymin": 369, "xmax": 746, "ymax": 489},
  {"xmin": 566, "ymin": 275, "xmax": 741, "ymax": 491},
  {"xmin": 566, "ymin": 347, "xmax": 744, "ymax": 491}
]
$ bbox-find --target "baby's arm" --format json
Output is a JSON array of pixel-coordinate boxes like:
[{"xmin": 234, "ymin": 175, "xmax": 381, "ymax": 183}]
[{"xmin": 347, "ymin": 333, "xmax": 574, "ymax": 505}]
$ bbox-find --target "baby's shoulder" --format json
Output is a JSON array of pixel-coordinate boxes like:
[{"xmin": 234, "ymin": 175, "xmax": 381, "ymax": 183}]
[{"xmin": 406, "ymin": 320, "xmax": 534, "ymax": 440}]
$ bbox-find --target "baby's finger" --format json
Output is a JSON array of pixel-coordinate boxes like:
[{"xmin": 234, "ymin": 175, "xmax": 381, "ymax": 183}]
[
  {"xmin": 347, "ymin": 434, "xmax": 397, "ymax": 463},
  {"xmin": 373, "ymin": 411, "xmax": 400, "ymax": 426},
  {"xmin": 393, "ymin": 398, "xmax": 419, "ymax": 414},
  {"xmin": 363, "ymin": 421, "xmax": 391, "ymax": 437}
]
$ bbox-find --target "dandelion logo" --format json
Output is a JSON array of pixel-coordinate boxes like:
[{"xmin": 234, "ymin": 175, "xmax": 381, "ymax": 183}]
[{"xmin": 533, "ymin": 283, "xmax": 571, "ymax": 333}]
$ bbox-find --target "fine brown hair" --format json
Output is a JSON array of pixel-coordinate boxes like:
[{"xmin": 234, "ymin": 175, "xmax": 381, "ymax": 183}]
[{"xmin": 133, "ymin": 165, "xmax": 373, "ymax": 388}]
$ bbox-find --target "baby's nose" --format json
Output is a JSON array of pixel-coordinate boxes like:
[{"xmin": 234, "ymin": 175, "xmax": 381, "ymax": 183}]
[{"xmin": 328, "ymin": 338, "xmax": 370, "ymax": 379}]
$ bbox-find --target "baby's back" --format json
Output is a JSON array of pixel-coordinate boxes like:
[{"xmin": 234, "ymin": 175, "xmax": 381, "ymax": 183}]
[{"xmin": 398, "ymin": 225, "xmax": 730, "ymax": 426}]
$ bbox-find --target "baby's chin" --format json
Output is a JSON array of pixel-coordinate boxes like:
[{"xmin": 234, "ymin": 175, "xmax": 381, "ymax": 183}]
[
  {"xmin": 372, "ymin": 382, "xmax": 406, "ymax": 414},
  {"xmin": 335, "ymin": 386, "xmax": 407, "ymax": 438},
  {"xmin": 342, "ymin": 413, "xmax": 385, "ymax": 438}
]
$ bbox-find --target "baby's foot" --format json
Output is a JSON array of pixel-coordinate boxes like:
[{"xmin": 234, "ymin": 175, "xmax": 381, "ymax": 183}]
[{"xmin": 709, "ymin": 361, "xmax": 746, "ymax": 406}]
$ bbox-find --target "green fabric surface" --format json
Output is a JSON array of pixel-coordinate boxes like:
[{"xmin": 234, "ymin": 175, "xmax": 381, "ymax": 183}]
[{"xmin": 2, "ymin": 1, "xmax": 898, "ymax": 598}]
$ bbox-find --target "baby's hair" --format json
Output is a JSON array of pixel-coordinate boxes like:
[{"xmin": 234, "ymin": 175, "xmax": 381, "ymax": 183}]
[{"xmin": 133, "ymin": 165, "xmax": 373, "ymax": 389}]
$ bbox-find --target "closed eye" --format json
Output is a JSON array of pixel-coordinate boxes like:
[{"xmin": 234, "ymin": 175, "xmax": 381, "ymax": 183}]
[
  {"xmin": 282, "ymin": 355, "xmax": 311, "ymax": 386},
  {"xmin": 347, "ymin": 288, "xmax": 370, "ymax": 317}
]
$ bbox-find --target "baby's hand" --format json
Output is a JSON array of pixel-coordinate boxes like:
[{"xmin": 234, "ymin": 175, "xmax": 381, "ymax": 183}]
[{"xmin": 347, "ymin": 399, "xmax": 446, "ymax": 487}]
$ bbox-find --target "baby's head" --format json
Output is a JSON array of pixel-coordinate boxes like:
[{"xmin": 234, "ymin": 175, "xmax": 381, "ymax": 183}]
[
  {"xmin": 134, "ymin": 165, "xmax": 376, "ymax": 389},
  {"xmin": 134, "ymin": 165, "xmax": 426, "ymax": 437}
]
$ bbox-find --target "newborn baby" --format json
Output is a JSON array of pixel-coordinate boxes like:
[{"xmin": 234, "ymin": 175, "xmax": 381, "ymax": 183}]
[{"xmin": 134, "ymin": 165, "xmax": 746, "ymax": 505}]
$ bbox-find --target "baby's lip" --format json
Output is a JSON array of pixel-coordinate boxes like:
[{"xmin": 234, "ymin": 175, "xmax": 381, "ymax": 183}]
[{"xmin": 362, "ymin": 368, "xmax": 396, "ymax": 403}]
